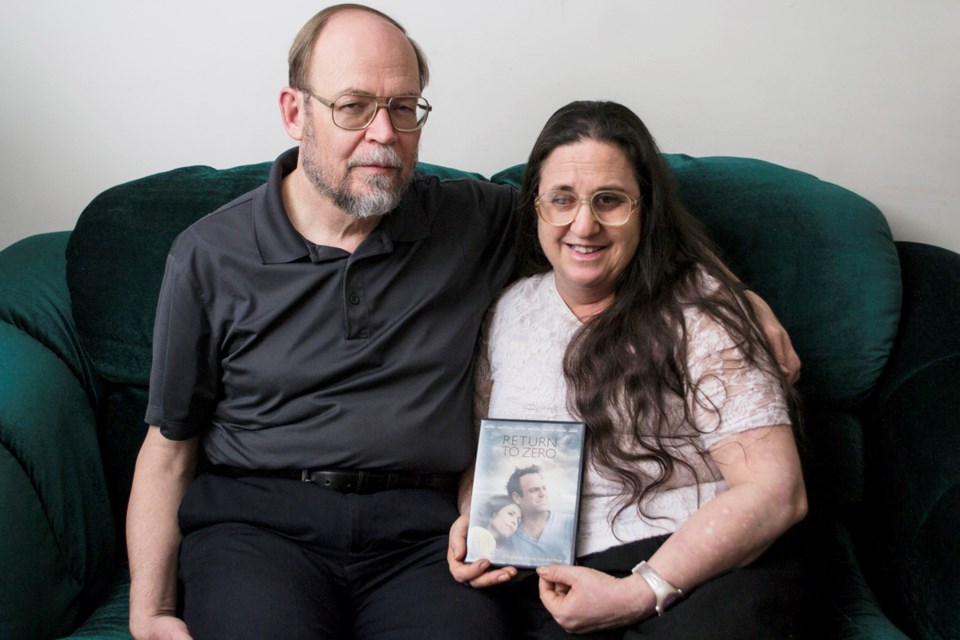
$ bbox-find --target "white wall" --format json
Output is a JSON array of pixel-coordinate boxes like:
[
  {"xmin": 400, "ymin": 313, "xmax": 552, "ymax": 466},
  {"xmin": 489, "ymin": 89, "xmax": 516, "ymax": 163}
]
[{"xmin": 2, "ymin": 0, "xmax": 958, "ymax": 252}]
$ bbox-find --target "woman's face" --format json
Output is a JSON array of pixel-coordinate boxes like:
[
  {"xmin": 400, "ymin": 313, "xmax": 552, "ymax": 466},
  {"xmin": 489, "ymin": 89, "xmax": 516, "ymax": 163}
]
[
  {"xmin": 536, "ymin": 139, "xmax": 641, "ymax": 311},
  {"xmin": 489, "ymin": 503, "xmax": 521, "ymax": 539}
]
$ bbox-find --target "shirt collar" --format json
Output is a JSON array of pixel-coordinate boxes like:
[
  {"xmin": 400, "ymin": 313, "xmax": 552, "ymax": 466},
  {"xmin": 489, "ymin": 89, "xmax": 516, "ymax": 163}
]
[
  {"xmin": 254, "ymin": 147, "xmax": 431, "ymax": 264},
  {"xmin": 254, "ymin": 147, "xmax": 310, "ymax": 264}
]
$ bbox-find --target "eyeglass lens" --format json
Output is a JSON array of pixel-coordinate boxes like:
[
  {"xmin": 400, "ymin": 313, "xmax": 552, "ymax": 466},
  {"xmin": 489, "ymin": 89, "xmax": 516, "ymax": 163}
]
[
  {"xmin": 538, "ymin": 190, "xmax": 635, "ymax": 225},
  {"xmin": 333, "ymin": 95, "xmax": 429, "ymax": 131}
]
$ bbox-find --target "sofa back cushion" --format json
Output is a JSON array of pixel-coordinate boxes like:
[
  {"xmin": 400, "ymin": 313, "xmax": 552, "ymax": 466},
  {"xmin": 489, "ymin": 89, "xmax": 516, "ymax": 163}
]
[
  {"xmin": 70, "ymin": 154, "xmax": 902, "ymax": 404},
  {"xmin": 66, "ymin": 153, "xmax": 901, "ymax": 514},
  {"xmin": 67, "ymin": 162, "xmax": 273, "ymax": 386}
]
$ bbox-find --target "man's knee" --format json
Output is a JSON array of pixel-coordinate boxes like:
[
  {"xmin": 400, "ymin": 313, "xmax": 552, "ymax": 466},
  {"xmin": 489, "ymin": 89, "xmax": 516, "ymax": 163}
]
[{"xmin": 180, "ymin": 523, "xmax": 348, "ymax": 639}]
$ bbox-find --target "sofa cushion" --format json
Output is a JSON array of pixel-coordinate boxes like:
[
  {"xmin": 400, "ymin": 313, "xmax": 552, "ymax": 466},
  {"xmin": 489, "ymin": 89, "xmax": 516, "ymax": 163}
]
[
  {"xmin": 66, "ymin": 162, "xmax": 272, "ymax": 387},
  {"xmin": 803, "ymin": 410, "xmax": 865, "ymax": 510},
  {"xmin": 492, "ymin": 156, "xmax": 902, "ymax": 408},
  {"xmin": 862, "ymin": 242, "xmax": 960, "ymax": 640},
  {"xmin": 0, "ymin": 232, "xmax": 100, "ymax": 404},
  {"xmin": 68, "ymin": 153, "xmax": 901, "ymax": 406},
  {"xmin": 66, "ymin": 158, "xmax": 488, "ymax": 388},
  {"xmin": 865, "ymin": 355, "xmax": 960, "ymax": 640},
  {"xmin": 0, "ymin": 323, "xmax": 113, "ymax": 639}
]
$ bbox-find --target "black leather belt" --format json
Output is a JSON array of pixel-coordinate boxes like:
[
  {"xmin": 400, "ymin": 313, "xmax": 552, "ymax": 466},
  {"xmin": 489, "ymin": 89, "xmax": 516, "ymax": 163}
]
[{"xmin": 210, "ymin": 465, "xmax": 459, "ymax": 494}]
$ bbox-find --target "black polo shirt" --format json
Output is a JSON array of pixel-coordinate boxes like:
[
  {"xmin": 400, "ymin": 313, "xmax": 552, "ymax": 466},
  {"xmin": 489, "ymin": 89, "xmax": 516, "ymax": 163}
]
[{"xmin": 145, "ymin": 148, "xmax": 516, "ymax": 473}]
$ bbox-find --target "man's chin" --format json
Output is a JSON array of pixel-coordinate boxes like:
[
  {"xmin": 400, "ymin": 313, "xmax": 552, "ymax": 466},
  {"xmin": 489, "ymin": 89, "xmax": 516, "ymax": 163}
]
[
  {"xmin": 357, "ymin": 170, "xmax": 408, "ymax": 193},
  {"xmin": 340, "ymin": 188, "xmax": 403, "ymax": 220}
]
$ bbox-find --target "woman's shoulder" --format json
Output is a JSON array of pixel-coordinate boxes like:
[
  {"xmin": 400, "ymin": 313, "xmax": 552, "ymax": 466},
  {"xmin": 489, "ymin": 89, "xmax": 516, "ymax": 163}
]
[
  {"xmin": 497, "ymin": 272, "xmax": 552, "ymax": 305},
  {"xmin": 680, "ymin": 266, "xmax": 724, "ymax": 302},
  {"xmin": 488, "ymin": 272, "xmax": 558, "ymax": 325},
  {"xmin": 680, "ymin": 268, "xmax": 744, "ymax": 353},
  {"xmin": 485, "ymin": 272, "xmax": 574, "ymax": 368}
]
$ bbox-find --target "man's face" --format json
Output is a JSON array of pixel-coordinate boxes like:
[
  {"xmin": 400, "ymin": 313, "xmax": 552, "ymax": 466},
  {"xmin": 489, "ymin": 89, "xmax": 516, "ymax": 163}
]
[
  {"xmin": 298, "ymin": 11, "xmax": 422, "ymax": 219},
  {"xmin": 513, "ymin": 473, "xmax": 549, "ymax": 516}
]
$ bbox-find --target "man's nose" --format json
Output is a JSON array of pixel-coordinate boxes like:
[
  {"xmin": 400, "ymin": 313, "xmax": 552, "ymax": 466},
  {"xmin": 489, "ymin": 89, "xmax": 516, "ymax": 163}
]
[{"xmin": 364, "ymin": 104, "xmax": 398, "ymax": 144}]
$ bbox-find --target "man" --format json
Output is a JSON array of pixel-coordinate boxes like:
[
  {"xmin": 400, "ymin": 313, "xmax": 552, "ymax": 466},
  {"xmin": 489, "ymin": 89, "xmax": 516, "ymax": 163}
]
[
  {"xmin": 127, "ymin": 6, "xmax": 514, "ymax": 640},
  {"xmin": 507, "ymin": 466, "xmax": 576, "ymax": 563},
  {"xmin": 127, "ymin": 4, "xmax": 799, "ymax": 639}
]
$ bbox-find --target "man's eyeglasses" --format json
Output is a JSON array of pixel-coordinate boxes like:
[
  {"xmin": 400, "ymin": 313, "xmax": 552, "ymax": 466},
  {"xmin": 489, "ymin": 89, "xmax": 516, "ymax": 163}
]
[
  {"xmin": 302, "ymin": 90, "xmax": 432, "ymax": 132},
  {"xmin": 535, "ymin": 190, "xmax": 640, "ymax": 227}
]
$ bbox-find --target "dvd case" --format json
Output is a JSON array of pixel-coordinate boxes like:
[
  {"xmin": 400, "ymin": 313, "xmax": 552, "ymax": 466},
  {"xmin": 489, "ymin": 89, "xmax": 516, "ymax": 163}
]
[{"xmin": 465, "ymin": 418, "xmax": 585, "ymax": 568}]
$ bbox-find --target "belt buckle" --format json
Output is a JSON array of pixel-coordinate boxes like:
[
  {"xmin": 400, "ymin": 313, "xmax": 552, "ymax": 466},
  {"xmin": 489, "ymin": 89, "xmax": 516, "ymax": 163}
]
[{"xmin": 301, "ymin": 469, "xmax": 311, "ymax": 482}]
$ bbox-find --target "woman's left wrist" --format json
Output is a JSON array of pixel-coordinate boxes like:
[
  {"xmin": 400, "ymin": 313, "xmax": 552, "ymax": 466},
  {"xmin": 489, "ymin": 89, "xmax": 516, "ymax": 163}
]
[
  {"xmin": 621, "ymin": 573, "xmax": 658, "ymax": 619},
  {"xmin": 631, "ymin": 560, "xmax": 685, "ymax": 616}
]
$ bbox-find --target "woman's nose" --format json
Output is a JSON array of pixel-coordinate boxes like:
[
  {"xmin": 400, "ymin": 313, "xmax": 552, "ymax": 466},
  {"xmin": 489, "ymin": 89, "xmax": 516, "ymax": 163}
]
[{"xmin": 568, "ymin": 202, "xmax": 599, "ymax": 236}]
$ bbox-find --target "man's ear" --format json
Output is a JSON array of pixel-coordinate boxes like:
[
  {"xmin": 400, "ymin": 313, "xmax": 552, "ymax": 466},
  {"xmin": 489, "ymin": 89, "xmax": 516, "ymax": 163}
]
[
  {"xmin": 511, "ymin": 492, "xmax": 520, "ymax": 503},
  {"xmin": 279, "ymin": 87, "xmax": 306, "ymax": 141}
]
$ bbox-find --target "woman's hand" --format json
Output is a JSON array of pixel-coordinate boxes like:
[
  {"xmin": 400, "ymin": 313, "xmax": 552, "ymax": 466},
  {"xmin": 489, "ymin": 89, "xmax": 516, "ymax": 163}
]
[
  {"xmin": 446, "ymin": 514, "xmax": 518, "ymax": 588},
  {"xmin": 537, "ymin": 565, "xmax": 653, "ymax": 633}
]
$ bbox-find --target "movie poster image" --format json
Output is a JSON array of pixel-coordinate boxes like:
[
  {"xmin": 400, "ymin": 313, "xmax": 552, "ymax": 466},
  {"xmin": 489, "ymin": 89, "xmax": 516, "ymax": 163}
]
[{"xmin": 465, "ymin": 418, "xmax": 585, "ymax": 568}]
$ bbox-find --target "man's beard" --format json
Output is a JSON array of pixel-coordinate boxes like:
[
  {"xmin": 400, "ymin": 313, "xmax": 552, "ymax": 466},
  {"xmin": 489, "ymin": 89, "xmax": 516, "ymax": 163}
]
[{"xmin": 300, "ymin": 124, "xmax": 414, "ymax": 220}]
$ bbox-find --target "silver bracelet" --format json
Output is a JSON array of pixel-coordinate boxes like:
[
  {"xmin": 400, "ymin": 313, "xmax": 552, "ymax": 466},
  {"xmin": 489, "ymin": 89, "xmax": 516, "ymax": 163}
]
[{"xmin": 631, "ymin": 561, "xmax": 685, "ymax": 616}]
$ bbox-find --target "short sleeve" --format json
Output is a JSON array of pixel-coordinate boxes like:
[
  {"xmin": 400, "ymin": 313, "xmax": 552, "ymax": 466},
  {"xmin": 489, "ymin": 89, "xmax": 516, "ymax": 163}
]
[
  {"xmin": 686, "ymin": 308, "xmax": 791, "ymax": 450},
  {"xmin": 144, "ymin": 248, "xmax": 221, "ymax": 439}
]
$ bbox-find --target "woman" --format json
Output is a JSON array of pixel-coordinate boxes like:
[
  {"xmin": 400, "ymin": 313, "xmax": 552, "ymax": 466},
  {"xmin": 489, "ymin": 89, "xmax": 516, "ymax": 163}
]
[
  {"xmin": 449, "ymin": 101, "xmax": 816, "ymax": 638},
  {"xmin": 467, "ymin": 495, "xmax": 522, "ymax": 564}
]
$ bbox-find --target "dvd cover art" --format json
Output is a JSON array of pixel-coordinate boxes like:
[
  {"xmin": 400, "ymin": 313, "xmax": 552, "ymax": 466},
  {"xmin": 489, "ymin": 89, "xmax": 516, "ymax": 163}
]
[{"xmin": 465, "ymin": 418, "xmax": 585, "ymax": 568}]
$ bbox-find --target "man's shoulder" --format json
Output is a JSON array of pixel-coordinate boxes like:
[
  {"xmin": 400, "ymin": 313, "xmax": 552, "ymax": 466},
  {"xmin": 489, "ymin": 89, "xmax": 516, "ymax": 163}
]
[
  {"xmin": 190, "ymin": 183, "xmax": 264, "ymax": 234},
  {"xmin": 170, "ymin": 183, "xmax": 265, "ymax": 258}
]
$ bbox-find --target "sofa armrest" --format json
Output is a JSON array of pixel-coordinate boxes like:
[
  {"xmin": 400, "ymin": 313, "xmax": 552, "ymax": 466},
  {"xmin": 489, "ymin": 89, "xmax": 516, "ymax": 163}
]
[
  {"xmin": 0, "ymin": 322, "xmax": 116, "ymax": 639},
  {"xmin": 814, "ymin": 518, "xmax": 910, "ymax": 639},
  {"xmin": 0, "ymin": 232, "xmax": 101, "ymax": 405},
  {"xmin": 862, "ymin": 242, "xmax": 960, "ymax": 640}
]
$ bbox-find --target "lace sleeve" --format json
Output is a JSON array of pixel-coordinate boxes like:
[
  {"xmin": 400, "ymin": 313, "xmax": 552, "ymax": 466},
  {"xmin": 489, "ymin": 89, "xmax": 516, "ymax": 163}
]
[{"xmin": 686, "ymin": 307, "xmax": 791, "ymax": 450}]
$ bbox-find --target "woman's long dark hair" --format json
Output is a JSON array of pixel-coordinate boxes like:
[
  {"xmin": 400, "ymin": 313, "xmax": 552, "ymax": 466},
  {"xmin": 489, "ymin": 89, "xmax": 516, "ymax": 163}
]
[{"xmin": 516, "ymin": 101, "xmax": 798, "ymax": 523}]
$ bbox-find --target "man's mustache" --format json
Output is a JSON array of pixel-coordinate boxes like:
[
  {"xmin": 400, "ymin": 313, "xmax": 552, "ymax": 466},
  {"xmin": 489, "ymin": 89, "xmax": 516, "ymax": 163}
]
[{"xmin": 348, "ymin": 147, "xmax": 403, "ymax": 169}]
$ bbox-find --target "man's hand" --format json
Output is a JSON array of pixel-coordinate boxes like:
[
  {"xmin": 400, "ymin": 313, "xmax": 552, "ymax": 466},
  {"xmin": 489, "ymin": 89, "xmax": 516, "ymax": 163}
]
[
  {"xmin": 130, "ymin": 614, "xmax": 192, "ymax": 640},
  {"xmin": 745, "ymin": 290, "xmax": 801, "ymax": 383},
  {"xmin": 446, "ymin": 514, "xmax": 518, "ymax": 588},
  {"xmin": 127, "ymin": 428, "xmax": 197, "ymax": 640},
  {"xmin": 537, "ymin": 565, "xmax": 652, "ymax": 634}
]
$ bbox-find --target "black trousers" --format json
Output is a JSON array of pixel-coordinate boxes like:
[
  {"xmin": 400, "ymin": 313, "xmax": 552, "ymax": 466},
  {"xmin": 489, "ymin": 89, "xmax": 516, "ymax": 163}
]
[
  {"xmin": 502, "ymin": 522, "xmax": 823, "ymax": 640},
  {"xmin": 177, "ymin": 473, "xmax": 510, "ymax": 640}
]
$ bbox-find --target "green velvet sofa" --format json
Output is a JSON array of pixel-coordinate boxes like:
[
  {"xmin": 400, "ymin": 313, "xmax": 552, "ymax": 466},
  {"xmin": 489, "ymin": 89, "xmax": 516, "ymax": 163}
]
[{"xmin": 1, "ymin": 153, "xmax": 957, "ymax": 640}]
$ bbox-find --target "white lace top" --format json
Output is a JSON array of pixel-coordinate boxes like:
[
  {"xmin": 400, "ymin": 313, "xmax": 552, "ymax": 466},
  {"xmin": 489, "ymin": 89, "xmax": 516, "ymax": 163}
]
[{"xmin": 479, "ymin": 271, "xmax": 790, "ymax": 557}]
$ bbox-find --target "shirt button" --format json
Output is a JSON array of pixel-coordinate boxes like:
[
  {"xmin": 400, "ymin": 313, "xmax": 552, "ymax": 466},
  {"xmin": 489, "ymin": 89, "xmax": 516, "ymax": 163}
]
[{"xmin": 348, "ymin": 292, "xmax": 360, "ymax": 305}]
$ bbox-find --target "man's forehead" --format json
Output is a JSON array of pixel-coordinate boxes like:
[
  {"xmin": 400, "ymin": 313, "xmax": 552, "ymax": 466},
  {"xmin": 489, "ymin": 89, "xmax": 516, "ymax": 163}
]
[{"xmin": 308, "ymin": 10, "xmax": 420, "ymax": 93}]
